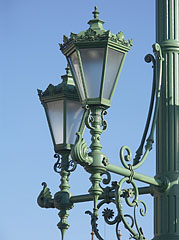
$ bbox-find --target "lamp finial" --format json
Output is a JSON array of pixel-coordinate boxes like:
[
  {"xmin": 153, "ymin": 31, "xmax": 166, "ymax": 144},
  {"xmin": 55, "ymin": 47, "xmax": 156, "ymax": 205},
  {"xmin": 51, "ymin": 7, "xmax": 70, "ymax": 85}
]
[{"xmin": 93, "ymin": 6, "xmax": 99, "ymax": 19}]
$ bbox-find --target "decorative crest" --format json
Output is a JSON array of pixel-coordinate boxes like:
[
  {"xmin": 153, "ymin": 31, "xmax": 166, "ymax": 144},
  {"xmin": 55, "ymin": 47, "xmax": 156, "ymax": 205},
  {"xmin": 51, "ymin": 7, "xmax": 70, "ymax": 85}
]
[
  {"xmin": 37, "ymin": 65, "xmax": 79, "ymax": 102},
  {"xmin": 59, "ymin": 7, "xmax": 133, "ymax": 51}
]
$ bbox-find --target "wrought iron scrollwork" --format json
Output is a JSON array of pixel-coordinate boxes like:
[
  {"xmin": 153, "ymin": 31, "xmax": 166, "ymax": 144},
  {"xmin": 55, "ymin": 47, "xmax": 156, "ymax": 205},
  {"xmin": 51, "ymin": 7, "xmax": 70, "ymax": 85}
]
[
  {"xmin": 101, "ymin": 110, "xmax": 108, "ymax": 131},
  {"xmin": 85, "ymin": 210, "xmax": 103, "ymax": 240},
  {"xmin": 85, "ymin": 106, "xmax": 108, "ymax": 132},
  {"xmin": 100, "ymin": 171, "xmax": 111, "ymax": 189},
  {"xmin": 114, "ymin": 179, "xmax": 147, "ymax": 240},
  {"xmin": 120, "ymin": 43, "xmax": 164, "ymax": 171},
  {"xmin": 73, "ymin": 43, "xmax": 163, "ymax": 240},
  {"xmin": 54, "ymin": 153, "xmax": 62, "ymax": 173},
  {"xmin": 85, "ymin": 105, "xmax": 95, "ymax": 130},
  {"xmin": 68, "ymin": 159, "xmax": 77, "ymax": 172},
  {"xmin": 54, "ymin": 153, "xmax": 77, "ymax": 173},
  {"xmin": 85, "ymin": 183, "xmax": 139, "ymax": 240}
]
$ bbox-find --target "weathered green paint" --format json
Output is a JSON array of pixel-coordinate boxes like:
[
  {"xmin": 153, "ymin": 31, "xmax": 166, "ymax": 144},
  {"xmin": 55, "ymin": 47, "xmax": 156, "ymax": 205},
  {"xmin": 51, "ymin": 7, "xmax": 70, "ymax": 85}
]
[{"xmin": 154, "ymin": 1, "xmax": 179, "ymax": 239}]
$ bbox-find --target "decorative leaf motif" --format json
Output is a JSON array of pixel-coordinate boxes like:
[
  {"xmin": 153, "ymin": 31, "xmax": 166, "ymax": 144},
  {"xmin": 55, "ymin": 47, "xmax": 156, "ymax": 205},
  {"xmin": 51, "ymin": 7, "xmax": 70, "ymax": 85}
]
[
  {"xmin": 63, "ymin": 35, "xmax": 69, "ymax": 44},
  {"xmin": 71, "ymin": 132, "xmax": 93, "ymax": 166},
  {"xmin": 60, "ymin": 28, "xmax": 132, "ymax": 50},
  {"xmin": 70, "ymin": 32, "xmax": 77, "ymax": 39},
  {"xmin": 37, "ymin": 182, "xmax": 54, "ymax": 208},
  {"xmin": 85, "ymin": 28, "xmax": 97, "ymax": 37},
  {"xmin": 117, "ymin": 31, "xmax": 125, "ymax": 40}
]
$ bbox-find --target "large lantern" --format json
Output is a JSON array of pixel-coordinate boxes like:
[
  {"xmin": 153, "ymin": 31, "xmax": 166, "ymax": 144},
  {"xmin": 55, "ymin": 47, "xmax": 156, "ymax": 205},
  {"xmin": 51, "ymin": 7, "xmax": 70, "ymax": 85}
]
[{"xmin": 60, "ymin": 7, "xmax": 132, "ymax": 108}]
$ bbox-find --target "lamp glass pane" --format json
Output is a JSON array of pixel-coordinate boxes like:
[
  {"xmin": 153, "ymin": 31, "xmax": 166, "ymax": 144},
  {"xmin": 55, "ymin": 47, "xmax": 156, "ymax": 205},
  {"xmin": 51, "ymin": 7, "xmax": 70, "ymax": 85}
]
[
  {"xmin": 79, "ymin": 48, "xmax": 105, "ymax": 98},
  {"xmin": 46, "ymin": 100, "xmax": 63, "ymax": 145},
  {"xmin": 103, "ymin": 48, "xmax": 124, "ymax": 99},
  {"xmin": 66, "ymin": 100, "xmax": 84, "ymax": 144},
  {"xmin": 68, "ymin": 52, "xmax": 85, "ymax": 101}
]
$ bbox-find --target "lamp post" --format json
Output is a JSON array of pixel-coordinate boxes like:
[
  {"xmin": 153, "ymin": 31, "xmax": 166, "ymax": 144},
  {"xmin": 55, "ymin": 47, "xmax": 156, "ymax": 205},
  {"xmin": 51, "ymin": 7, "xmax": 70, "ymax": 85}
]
[
  {"xmin": 154, "ymin": 1, "xmax": 179, "ymax": 239},
  {"xmin": 37, "ymin": 2, "xmax": 179, "ymax": 240}
]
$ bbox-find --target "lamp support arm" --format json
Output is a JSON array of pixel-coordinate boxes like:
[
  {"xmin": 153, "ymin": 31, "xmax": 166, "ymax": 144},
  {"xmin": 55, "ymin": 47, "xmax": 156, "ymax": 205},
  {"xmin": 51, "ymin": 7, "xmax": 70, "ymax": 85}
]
[
  {"xmin": 106, "ymin": 163, "xmax": 168, "ymax": 189},
  {"xmin": 70, "ymin": 186, "xmax": 151, "ymax": 204}
]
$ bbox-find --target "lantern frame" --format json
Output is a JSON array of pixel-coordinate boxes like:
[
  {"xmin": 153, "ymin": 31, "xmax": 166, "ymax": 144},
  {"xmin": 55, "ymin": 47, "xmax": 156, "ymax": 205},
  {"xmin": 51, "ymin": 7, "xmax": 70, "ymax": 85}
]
[
  {"xmin": 60, "ymin": 7, "xmax": 133, "ymax": 108},
  {"xmin": 38, "ymin": 67, "xmax": 84, "ymax": 153}
]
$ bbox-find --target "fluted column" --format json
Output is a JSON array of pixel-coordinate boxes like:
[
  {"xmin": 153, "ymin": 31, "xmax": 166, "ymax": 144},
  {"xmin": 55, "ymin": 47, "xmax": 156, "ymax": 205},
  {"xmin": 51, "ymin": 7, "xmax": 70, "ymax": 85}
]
[{"xmin": 154, "ymin": 1, "xmax": 179, "ymax": 239}]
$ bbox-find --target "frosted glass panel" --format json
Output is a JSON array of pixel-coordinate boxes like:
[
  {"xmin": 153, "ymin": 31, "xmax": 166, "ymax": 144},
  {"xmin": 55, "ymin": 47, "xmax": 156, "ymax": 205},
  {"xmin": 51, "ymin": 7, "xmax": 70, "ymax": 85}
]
[
  {"xmin": 103, "ymin": 48, "xmax": 124, "ymax": 99},
  {"xmin": 79, "ymin": 48, "xmax": 104, "ymax": 98},
  {"xmin": 69, "ymin": 52, "xmax": 85, "ymax": 100},
  {"xmin": 46, "ymin": 100, "xmax": 63, "ymax": 145},
  {"xmin": 66, "ymin": 100, "xmax": 84, "ymax": 144}
]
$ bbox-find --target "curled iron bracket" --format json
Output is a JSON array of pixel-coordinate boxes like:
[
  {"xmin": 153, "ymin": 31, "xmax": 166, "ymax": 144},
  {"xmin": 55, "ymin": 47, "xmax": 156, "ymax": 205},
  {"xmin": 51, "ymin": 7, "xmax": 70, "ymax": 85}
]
[
  {"xmin": 85, "ymin": 105, "xmax": 108, "ymax": 132},
  {"xmin": 133, "ymin": 54, "xmax": 156, "ymax": 165},
  {"xmin": 54, "ymin": 153, "xmax": 62, "ymax": 173},
  {"xmin": 122, "ymin": 43, "xmax": 164, "ymax": 169},
  {"xmin": 85, "ymin": 105, "xmax": 95, "ymax": 131},
  {"xmin": 85, "ymin": 210, "xmax": 103, "ymax": 240},
  {"xmin": 53, "ymin": 153, "xmax": 77, "ymax": 173},
  {"xmin": 101, "ymin": 109, "xmax": 108, "ymax": 131}
]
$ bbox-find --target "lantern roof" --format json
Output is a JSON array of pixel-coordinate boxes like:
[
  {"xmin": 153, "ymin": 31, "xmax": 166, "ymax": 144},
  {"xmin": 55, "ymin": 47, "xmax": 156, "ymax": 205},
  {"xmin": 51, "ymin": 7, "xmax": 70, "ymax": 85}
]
[
  {"xmin": 60, "ymin": 6, "xmax": 133, "ymax": 53},
  {"xmin": 38, "ymin": 66, "xmax": 79, "ymax": 102}
]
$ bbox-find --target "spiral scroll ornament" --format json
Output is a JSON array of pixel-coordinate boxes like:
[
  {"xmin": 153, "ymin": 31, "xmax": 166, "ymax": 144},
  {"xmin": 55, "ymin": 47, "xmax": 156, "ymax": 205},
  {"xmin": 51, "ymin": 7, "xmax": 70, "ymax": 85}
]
[
  {"xmin": 53, "ymin": 153, "xmax": 77, "ymax": 173},
  {"xmin": 85, "ymin": 190, "xmax": 137, "ymax": 240},
  {"xmin": 114, "ymin": 179, "xmax": 146, "ymax": 240},
  {"xmin": 54, "ymin": 153, "xmax": 62, "ymax": 173},
  {"xmin": 85, "ymin": 106, "xmax": 108, "ymax": 132}
]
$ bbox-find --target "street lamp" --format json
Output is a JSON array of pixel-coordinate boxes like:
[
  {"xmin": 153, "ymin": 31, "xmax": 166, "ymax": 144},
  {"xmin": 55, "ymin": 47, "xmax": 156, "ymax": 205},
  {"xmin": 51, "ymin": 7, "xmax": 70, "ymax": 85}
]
[
  {"xmin": 37, "ymin": 66, "xmax": 85, "ymax": 238},
  {"xmin": 37, "ymin": 4, "xmax": 179, "ymax": 240}
]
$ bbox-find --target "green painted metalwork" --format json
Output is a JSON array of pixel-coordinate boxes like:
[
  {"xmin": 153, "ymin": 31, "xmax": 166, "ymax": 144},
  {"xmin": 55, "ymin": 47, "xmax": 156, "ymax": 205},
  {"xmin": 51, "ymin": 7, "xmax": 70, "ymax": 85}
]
[
  {"xmin": 69, "ymin": 39, "xmax": 165, "ymax": 239},
  {"xmin": 70, "ymin": 51, "xmax": 165, "ymax": 236},
  {"xmin": 133, "ymin": 54, "xmax": 156, "ymax": 165},
  {"xmin": 38, "ymin": 66, "xmax": 82, "ymax": 153},
  {"xmin": 37, "ymin": 182, "xmax": 54, "ymax": 208},
  {"xmin": 37, "ymin": 4, "xmax": 179, "ymax": 240},
  {"xmin": 60, "ymin": 6, "xmax": 132, "ymax": 107},
  {"xmin": 37, "ymin": 150, "xmax": 75, "ymax": 240},
  {"xmin": 154, "ymin": 1, "xmax": 179, "ymax": 239},
  {"xmin": 70, "ymin": 186, "xmax": 151, "ymax": 204},
  {"xmin": 72, "ymin": 106, "xmax": 108, "ymax": 217},
  {"xmin": 54, "ymin": 151, "xmax": 74, "ymax": 240}
]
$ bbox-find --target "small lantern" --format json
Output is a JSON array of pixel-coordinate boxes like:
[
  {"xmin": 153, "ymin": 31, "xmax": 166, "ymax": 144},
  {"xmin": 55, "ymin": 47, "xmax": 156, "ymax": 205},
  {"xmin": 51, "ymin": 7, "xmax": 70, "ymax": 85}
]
[
  {"xmin": 38, "ymin": 66, "xmax": 84, "ymax": 153},
  {"xmin": 60, "ymin": 7, "xmax": 132, "ymax": 108}
]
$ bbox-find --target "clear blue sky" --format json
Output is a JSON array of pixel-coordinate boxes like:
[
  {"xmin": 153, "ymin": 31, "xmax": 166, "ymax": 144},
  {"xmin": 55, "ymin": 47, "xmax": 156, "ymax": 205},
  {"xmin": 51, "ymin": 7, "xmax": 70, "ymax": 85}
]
[{"xmin": 1, "ymin": 0, "xmax": 156, "ymax": 239}]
